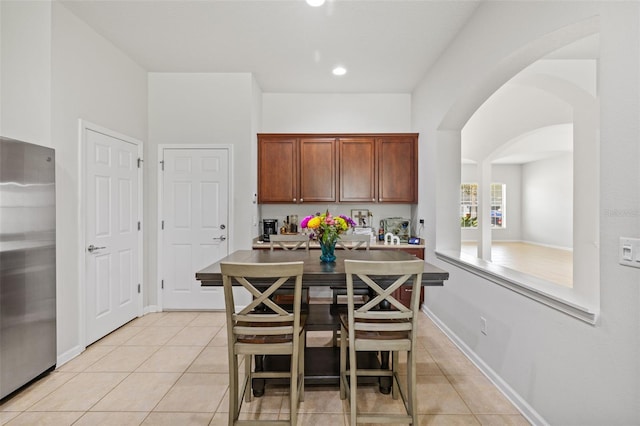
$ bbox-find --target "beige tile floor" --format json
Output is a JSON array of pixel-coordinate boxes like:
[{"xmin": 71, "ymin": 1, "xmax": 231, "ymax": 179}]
[{"xmin": 0, "ymin": 311, "xmax": 529, "ymax": 425}]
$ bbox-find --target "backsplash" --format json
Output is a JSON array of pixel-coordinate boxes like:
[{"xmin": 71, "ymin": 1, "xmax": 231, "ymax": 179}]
[{"xmin": 258, "ymin": 203, "xmax": 413, "ymax": 236}]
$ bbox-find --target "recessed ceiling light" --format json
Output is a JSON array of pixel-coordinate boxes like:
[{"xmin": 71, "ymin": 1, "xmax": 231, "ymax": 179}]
[
  {"xmin": 332, "ymin": 66, "xmax": 347, "ymax": 76},
  {"xmin": 306, "ymin": 0, "xmax": 325, "ymax": 7}
]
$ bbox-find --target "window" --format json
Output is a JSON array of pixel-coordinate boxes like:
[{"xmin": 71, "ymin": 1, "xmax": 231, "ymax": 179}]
[
  {"xmin": 460, "ymin": 183, "xmax": 478, "ymax": 228},
  {"xmin": 491, "ymin": 183, "xmax": 505, "ymax": 227},
  {"xmin": 460, "ymin": 183, "xmax": 505, "ymax": 228}
]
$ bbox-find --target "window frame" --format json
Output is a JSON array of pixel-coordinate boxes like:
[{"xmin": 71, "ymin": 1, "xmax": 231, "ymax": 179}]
[{"xmin": 460, "ymin": 183, "xmax": 506, "ymax": 229}]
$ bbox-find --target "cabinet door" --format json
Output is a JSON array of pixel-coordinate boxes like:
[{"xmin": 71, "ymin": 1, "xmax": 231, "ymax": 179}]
[
  {"xmin": 377, "ymin": 135, "xmax": 418, "ymax": 203},
  {"xmin": 299, "ymin": 137, "xmax": 336, "ymax": 202},
  {"xmin": 258, "ymin": 136, "xmax": 298, "ymax": 203},
  {"xmin": 339, "ymin": 137, "xmax": 376, "ymax": 202}
]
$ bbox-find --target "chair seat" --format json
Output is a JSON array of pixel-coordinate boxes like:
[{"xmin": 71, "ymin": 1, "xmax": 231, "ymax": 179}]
[
  {"xmin": 236, "ymin": 315, "xmax": 307, "ymax": 344},
  {"xmin": 339, "ymin": 314, "xmax": 411, "ymax": 340},
  {"xmin": 237, "ymin": 334, "xmax": 294, "ymax": 344}
]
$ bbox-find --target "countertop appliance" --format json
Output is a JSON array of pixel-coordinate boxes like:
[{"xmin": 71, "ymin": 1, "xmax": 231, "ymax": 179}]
[
  {"xmin": 382, "ymin": 217, "xmax": 411, "ymax": 243},
  {"xmin": 262, "ymin": 219, "xmax": 278, "ymax": 242},
  {"xmin": 0, "ymin": 137, "xmax": 56, "ymax": 400}
]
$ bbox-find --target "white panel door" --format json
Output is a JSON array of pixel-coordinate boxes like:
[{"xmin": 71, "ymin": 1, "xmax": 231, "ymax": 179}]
[
  {"xmin": 162, "ymin": 148, "xmax": 229, "ymax": 309},
  {"xmin": 85, "ymin": 129, "xmax": 140, "ymax": 345}
]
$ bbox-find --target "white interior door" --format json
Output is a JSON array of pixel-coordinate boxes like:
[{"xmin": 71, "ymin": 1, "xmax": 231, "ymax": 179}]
[
  {"xmin": 85, "ymin": 128, "xmax": 141, "ymax": 345},
  {"xmin": 161, "ymin": 148, "xmax": 229, "ymax": 310}
]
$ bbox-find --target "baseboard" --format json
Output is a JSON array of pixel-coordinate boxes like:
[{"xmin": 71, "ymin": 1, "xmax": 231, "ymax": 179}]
[
  {"xmin": 520, "ymin": 240, "xmax": 572, "ymax": 252},
  {"xmin": 56, "ymin": 344, "xmax": 84, "ymax": 368},
  {"xmin": 422, "ymin": 305, "xmax": 548, "ymax": 426},
  {"xmin": 57, "ymin": 307, "xmax": 161, "ymax": 368},
  {"xmin": 143, "ymin": 305, "xmax": 162, "ymax": 314}
]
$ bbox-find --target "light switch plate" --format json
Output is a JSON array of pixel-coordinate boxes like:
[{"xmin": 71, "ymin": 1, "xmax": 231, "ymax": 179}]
[{"xmin": 619, "ymin": 237, "xmax": 640, "ymax": 268}]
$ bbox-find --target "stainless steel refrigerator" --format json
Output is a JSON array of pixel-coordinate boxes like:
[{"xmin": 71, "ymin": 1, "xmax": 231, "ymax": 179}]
[{"xmin": 0, "ymin": 137, "xmax": 56, "ymax": 400}]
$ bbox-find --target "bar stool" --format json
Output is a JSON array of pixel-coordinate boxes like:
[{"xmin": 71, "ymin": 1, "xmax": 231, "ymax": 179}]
[
  {"xmin": 330, "ymin": 234, "xmax": 371, "ymax": 346},
  {"xmin": 339, "ymin": 259, "xmax": 424, "ymax": 425},
  {"xmin": 269, "ymin": 234, "xmax": 310, "ymax": 251},
  {"xmin": 221, "ymin": 261, "xmax": 306, "ymax": 426},
  {"xmin": 269, "ymin": 234, "xmax": 310, "ymax": 305}
]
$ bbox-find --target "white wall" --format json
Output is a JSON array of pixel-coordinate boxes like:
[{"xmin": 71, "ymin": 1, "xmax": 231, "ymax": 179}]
[
  {"xmin": 0, "ymin": 1, "xmax": 51, "ymax": 145},
  {"xmin": 51, "ymin": 2, "xmax": 148, "ymax": 361},
  {"xmin": 413, "ymin": 2, "xmax": 639, "ymax": 424},
  {"xmin": 262, "ymin": 93, "xmax": 411, "ymax": 133},
  {"xmin": 461, "ymin": 163, "xmax": 523, "ymax": 242},
  {"xmin": 522, "ymin": 153, "xmax": 573, "ymax": 248},
  {"xmin": 1, "ymin": 1, "xmax": 148, "ymax": 363},
  {"xmin": 147, "ymin": 73, "xmax": 259, "ymax": 307}
]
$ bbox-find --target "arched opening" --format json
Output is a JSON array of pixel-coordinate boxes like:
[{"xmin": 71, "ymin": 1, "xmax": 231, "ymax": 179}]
[
  {"xmin": 461, "ymin": 39, "xmax": 598, "ymax": 288},
  {"xmin": 435, "ymin": 18, "xmax": 600, "ymax": 321}
]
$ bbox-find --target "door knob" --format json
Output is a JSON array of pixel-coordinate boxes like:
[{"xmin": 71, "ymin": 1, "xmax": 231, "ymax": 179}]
[
  {"xmin": 212, "ymin": 236, "xmax": 227, "ymax": 241},
  {"xmin": 87, "ymin": 244, "xmax": 106, "ymax": 253},
  {"xmin": 220, "ymin": 224, "xmax": 226, "ymax": 230}
]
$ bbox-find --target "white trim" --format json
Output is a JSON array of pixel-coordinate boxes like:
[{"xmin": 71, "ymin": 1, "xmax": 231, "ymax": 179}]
[
  {"xmin": 422, "ymin": 305, "xmax": 548, "ymax": 426},
  {"xmin": 520, "ymin": 240, "xmax": 573, "ymax": 252},
  {"xmin": 143, "ymin": 305, "xmax": 162, "ymax": 315},
  {"xmin": 78, "ymin": 120, "xmax": 144, "ymax": 350},
  {"xmin": 156, "ymin": 144, "xmax": 233, "ymax": 311},
  {"xmin": 435, "ymin": 250, "xmax": 598, "ymax": 324},
  {"xmin": 56, "ymin": 344, "xmax": 84, "ymax": 369}
]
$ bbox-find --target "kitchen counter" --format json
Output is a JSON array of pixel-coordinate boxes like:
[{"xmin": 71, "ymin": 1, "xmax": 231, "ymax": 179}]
[{"xmin": 252, "ymin": 236, "xmax": 425, "ymax": 250}]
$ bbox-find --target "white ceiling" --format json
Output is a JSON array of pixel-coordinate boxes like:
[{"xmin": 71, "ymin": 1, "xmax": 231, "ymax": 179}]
[{"xmin": 59, "ymin": 0, "xmax": 481, "ymax": 93}]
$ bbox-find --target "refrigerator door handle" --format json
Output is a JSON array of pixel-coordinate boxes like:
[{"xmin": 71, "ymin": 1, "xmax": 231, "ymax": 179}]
[{"xmin": 87, "ymin": 244, "xmax": 106, "ymax": 253}]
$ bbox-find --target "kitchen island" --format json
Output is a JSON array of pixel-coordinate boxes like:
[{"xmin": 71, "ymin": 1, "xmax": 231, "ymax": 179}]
[{"xmin": 196, "ymin": 249, "xmax": 448, "ymax": 393}]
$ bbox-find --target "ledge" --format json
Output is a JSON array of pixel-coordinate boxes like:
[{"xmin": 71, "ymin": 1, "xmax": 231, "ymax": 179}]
[{"xmin": 435, "ymin": 250, "xmax": 598, "ymax": 325}]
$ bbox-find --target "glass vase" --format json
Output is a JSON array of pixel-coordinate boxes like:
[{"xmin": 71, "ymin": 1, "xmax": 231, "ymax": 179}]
[{"xmin": 319, "ymin": 239, "xmax": 337, "ymax": 263}]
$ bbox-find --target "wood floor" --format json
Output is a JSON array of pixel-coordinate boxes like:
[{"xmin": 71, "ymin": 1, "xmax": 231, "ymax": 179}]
[{"xmin": 461, "ymin": 241, "xmax": 573, "ymax": 288}]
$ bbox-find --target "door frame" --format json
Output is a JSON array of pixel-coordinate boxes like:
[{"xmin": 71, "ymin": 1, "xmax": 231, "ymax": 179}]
[
  {"xmin": 156, "ymin": 144, "xmax": 234, "ymax": 310},
  {"xmin": 78, "ymin": 119, "xmax": 144, "ymax": 349}
]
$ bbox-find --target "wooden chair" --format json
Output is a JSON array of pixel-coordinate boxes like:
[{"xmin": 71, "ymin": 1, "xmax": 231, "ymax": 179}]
[
  {"xmin": 331, "ymin": 234, "xmax": 371, "ymax": 345},
  {"xmin": 339, "ymin": 259, "xmax": 424, "ymax": 425},
  {"xmin": 269, "ymin": 234, "xmax": 310, "ymax": 305},
  {"xmin": 335, "ymin": 233, "xmax": 371, "ymax": 251},
  {"xmin": 269, "ymin": 234, "xmax": 310, "ymax": 251},
  {"xmin": 221, "ymin": 261, "xmax": 306, "ymax": 426}
]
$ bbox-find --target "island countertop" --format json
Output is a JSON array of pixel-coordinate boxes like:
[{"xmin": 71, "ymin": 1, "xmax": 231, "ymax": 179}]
[{"xmin": 197, "ymin": 249, "xmax": 447, "ymax": 287}]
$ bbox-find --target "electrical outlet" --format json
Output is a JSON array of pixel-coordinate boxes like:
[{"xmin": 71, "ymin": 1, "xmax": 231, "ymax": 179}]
[
  {"xmin": 480, "ymin": 317, "xmax": 487, "ymax": 335},
  {"xmin": 619, "ymin": 237, "xmax": 640, "ymax": 268}
]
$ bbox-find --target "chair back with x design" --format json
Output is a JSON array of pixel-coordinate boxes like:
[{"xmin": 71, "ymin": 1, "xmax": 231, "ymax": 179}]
[{"xmin": 221, "ymin": 261, "xmax": 306, "ymax": 426}]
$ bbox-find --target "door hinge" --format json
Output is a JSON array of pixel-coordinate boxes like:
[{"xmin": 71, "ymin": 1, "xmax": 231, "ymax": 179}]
[
  {"xmin": 137, "ymin": 283, "xmax": 141, "ymax": 294},
  {"xmin": 160, "ymin": 160, "xmax": 164, "ymax": 171},
  {"xmin": 137, "ymin": 158, "xmax": 143, "ymax": 168},
  {"xmin": 161, "ymin": 220, "xmax": 165, "ymax": 230},
  {"xmin": 161, "ymin": 279, "xmax": 164, "ymax": 290},
  {"xmin": 137, "ymin": 221, "xmax": 141, "ymax": 231}
]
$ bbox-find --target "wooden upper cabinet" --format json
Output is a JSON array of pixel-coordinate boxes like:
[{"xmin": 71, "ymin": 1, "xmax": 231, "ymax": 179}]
[
  {"xmin": 258, "ymin": 133, "xmax": 417, "ymax": 204},
  {"xmin": 339, "ymin": 137, "xmax": 376, "ymax": 202},
  {"xmin": 258, "ymin": 136, "xmax": 298, "ymax": 203},
  {"xmin": 258, "ymin": 135, "xmax": 336, "ymax": 203},
  {"xmin": 299, "ymin": 137, "xmax": 336, "ymax": 202},
  {"xmin": 377, "ymin": 135, "xmax": 418, "ymax": 203}
]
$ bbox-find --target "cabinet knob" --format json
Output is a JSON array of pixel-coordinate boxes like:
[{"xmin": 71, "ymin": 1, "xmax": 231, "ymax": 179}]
[
  {"xmin": 300, "ymin": 198, "xmax": 304, "ymax": 202},
  {"xmin": 293, "ymin": 198, "xmax": 296, "ymax": 202},
  {"xmin": 372, "ymin": 198, "xmax": 375, "ymax": 201}
]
